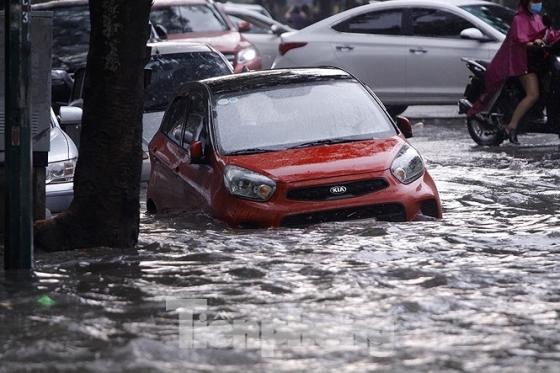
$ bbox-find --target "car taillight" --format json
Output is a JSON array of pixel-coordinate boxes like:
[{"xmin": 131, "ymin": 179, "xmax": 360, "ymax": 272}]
[{"xmin": 279, "ymin": 42, "xmax": 307, "ymax": 56}]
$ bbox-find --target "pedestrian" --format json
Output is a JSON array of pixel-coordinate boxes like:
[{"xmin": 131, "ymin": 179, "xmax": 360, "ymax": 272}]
[
  {"xmin": 469, "ymin": 0, "xmax": 559, "ymax": 144},
  {"xmin": 285, "ymin": 5, "xmax": 306, "ymax": 29},
  {"xmin": 300, "ymin": 4, "xmax": 314, "ymax": 27}
]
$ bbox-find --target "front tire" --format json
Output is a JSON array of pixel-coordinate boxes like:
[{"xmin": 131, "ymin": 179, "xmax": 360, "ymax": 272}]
[{"xmin": 467, "ymin": 115, "xmax": 505, "ymax": 146}]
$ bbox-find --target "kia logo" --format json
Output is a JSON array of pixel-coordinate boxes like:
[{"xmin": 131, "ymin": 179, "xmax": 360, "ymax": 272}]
[{"xmin": 330, "ymin": 186, "xmax": 347, "ymax": 194}]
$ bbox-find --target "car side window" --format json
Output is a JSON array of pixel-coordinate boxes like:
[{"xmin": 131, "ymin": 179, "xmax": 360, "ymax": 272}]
[
  {"xmin": 161, "ymin": 97, "xmax": 188, "ymax": 146},
  {"xmin": 332, "ymin": 9, "xmax": 403, "ymax": 35},
  {"xmin": 182, "ymin": 90, "xmax": 208, "ymax": 148},
  {"xmin": 410, "ymin": 8, "xmax": 475, "ymax": 38}
]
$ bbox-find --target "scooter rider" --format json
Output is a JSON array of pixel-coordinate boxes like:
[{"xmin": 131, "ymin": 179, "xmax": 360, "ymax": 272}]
[{"xmin": 468, "ymin": 0, "xmax": 560, "ymax": 144}]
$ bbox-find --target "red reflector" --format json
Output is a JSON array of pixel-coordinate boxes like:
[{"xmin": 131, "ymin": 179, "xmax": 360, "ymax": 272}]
[{"xmin": 279, "ymin": 42, "xmax": 307, "ymax": 56}]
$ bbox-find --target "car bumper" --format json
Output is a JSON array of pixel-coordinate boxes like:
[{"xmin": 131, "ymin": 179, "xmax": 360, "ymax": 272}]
[
  {"xmin": 46, "ymin": 181, "xmax": 74, "ymax": 213},
  {"xmin": 214, "ymin": 170, "xmax": 442, "ymax": 228}
]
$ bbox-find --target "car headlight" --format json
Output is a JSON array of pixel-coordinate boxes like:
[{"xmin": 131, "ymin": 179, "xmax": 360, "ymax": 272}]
[
  {"xmin": 236, "ymin": 47, "xmax": 258, "ymax": 65},
  {"xmin": 390, "ymin": 145, "xmax": 424, "ymax": 184},
  {"xmin": 46, "ymin": 158, "xmax": 76, "ymax": 184},
  {"xmin": 224, "ymin": 165, "xmax": 276, "ymax": 201}
]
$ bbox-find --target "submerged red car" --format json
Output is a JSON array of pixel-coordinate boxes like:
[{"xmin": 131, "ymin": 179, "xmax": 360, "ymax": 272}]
[{"xmin": 147, "ymin": 68, "xmax": 442, "ymax": 227}]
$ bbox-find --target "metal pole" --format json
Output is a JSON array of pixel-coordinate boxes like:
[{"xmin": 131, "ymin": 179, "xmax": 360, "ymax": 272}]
[{"xmin": 4, "ymin": 0, "xmax": 33, "ymax": 270}]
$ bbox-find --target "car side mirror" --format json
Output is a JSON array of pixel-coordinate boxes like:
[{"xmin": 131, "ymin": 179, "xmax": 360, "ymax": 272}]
[
  {"xmin": 270, "ymin": 24, "xmax": 284, "ymax": 36},
  {"xmin": 59, "ymin": 106, "xmax": 83, "ymax": 126},
  {"xmin": 396, "ymin": 116, "xmax": 413, "ymax": 139},
  {"xmin": 154, "ymin": 24, "xmax": 168, "ymax": 40},
  {"xmin": 190, "ymin": 140, "xmax": 204, "ymax": 163},
  {"xmin": 237, "ymin": 20, "xmax": 251, "ymax": 33},
  {"xmin": 460, "ymin": 28, "xmax": 491, "ymax": 42}
]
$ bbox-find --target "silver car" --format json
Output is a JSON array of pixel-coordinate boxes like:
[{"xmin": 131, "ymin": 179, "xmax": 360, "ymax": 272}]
[
  {"xmin": 273, "ymin": 0, "xmax": 514, "ymax": 114},
  {"xmin": 224, "ymin": 5, "xmax": 293, "ymax": 69},
  {"xmin": 46, "ymin": 108, "xmax": 78, "ymax": 213}
]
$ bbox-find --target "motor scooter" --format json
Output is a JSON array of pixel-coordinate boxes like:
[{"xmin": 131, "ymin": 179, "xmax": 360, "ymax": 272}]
[{"xmin": 458, "ymin": 41, "xmax": 560, "ymax": 146}]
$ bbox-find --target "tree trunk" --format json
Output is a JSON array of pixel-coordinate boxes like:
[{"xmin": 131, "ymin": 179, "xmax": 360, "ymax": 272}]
[{"xmin": 34, "ymin": 0, "xmax": 152, "ymax": 251}]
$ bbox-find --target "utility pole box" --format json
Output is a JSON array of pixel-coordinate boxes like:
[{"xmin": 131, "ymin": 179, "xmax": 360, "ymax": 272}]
[{"xmin": 0, "ymin": 11, "xmax": 52, "ymax": 227}]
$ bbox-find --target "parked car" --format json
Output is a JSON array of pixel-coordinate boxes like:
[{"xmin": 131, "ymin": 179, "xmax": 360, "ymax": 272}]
[
  {"xmin": 223, "ymin": 1, "xmax": 273, "ymax": 18},
  {"xmin": 33, "ymin": 0, "xmax": 165, "ymax": 73},
  {"xmin": 146, "ymin": 68, "xmax": 442, "ymax": 227},
  {"xmin": 151, "ymin": 0, "xmax": 262, "ymax": 72},
  {"xmin": 223, "ymin": 5, "xmax": 294, "ymax": 69},
  {"xmin": 46, "ymin": 108, "xmax": 79, "ymax": 213},
  {"xmin": 65, "ymin": 41, "xmax": 234, "ymax": 181},
  {"xmin": 272, "ymin": 0, "xmax": 514, "ymax": 116}
]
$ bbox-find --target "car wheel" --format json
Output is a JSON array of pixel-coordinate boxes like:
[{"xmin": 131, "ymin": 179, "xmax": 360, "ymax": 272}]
[{"xmin": 386, "ymin": 105, "xmax": 408, "ymax": 118}]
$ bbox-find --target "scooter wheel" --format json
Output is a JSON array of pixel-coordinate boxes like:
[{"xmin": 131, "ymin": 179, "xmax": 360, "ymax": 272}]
[{"xmin": 467, "ymin": 116, "xmax": 505, "ymax": 146}]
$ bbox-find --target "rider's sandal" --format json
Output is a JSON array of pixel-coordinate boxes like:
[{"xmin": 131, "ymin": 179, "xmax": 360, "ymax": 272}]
[{"xmin": 505, "ymin": 127, "xmax": 520, "ymax": 145}]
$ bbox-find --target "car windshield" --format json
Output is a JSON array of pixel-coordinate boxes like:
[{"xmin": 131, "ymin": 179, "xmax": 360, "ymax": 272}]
[
  {"xmin": 461, "ymin": 4, "xmax": 514, "ymax": 35},
  {"xmin": 145, "ymin": 52, "xmax": 231, "ymax": 112},
  {"xmin": 151, "ymin": 5, "xmax": 228, "ymax": 34},
  {"xmin": 50, "ymin": 5, "xmax": 90, "ymax": 71},
  {"xmin": 213, "ymin": 80, "xmax": 397, "ymax": 155}
]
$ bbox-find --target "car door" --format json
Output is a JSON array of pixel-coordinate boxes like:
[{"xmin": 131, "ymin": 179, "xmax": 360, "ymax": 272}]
[
  {"xmin": 229, "ymin": 13, "xmax": 280, "ymax": 69},
  {"xmin": 330, "ymin": 8, "xmax": 408, "ymax": 105},
  {"xmin": 176, "ymin": 87, "xmax": 214, "ymax": 210},
  {"xmin": 150, "ymin": 96, "xmax": 190, "ymax": 211},
  {"xmin": 406, "ymin": 7, "xmax": 497, "ymax": 104}
]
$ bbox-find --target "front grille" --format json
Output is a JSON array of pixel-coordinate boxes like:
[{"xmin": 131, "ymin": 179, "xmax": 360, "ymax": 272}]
[
  {"xmin": 281, "ymin": 203, "xmax": 406, "ymax": 227},
  {"xmin": 287, "ymin": 179, "xmax": 388, "ymax": 201}
]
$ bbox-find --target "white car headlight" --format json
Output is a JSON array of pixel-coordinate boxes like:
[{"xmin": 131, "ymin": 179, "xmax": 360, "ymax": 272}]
[
  {"xmin": 390, "ymin": 145, "xmax": 424, "ymax": 184},
  {"xmin": 46, "ymin": 158, "xmax": 76, "ymax": 184},
  {"xmin": 224, "ymin": 165, "xmax": 276, "ymax": 201},
  {"xmin": 236, "ymin": 47, "xmax": 258, "ymax": 65}
]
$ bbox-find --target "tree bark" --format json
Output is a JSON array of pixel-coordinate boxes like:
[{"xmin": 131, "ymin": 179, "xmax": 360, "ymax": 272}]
[{"xmin": 34, "ymin": 0, "xmax": 152, "ymax": 251}]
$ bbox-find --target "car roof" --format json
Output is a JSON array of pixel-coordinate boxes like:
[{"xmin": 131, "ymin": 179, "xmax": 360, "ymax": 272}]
[
  {"xmin": 224, "ymin": 6, "xmax": 292, "ymax": 29},
  {"xmin": 148, "ymin": 40, "xmax": 214, "ymax": 54},
  {"xmin": 152, "ymin": 0, "xmax": 211, "ymax": 7},
  {"xmin": 196, "ymin": 68, "xmax": 353, "ymax": 96},
  {"xmin": 34, "ymin": 0, "xmax": 211, "ymax": 9},
  {"xmin": 32, "ymin": 0, "xmax": 88, "ymax": 9},
  {"xmin": 370, "ymin": 0, "xmax": 501, "ymax": 6},
  {"xmin": 223, "ymin": 2, "xmax": 272, "ymax": 17}
]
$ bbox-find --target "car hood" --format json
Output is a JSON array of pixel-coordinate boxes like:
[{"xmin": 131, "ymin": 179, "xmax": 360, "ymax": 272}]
[
  {"xmin": 48, "ymin": 126, "xmax": 78, "ymax": 163},
  {"xmin": 167, "ymin": 31, "xmax": 243, "ymax": 53},
  {"xmin": 225, "ymin": 137, "xmax": 404, "ymax": 183}
]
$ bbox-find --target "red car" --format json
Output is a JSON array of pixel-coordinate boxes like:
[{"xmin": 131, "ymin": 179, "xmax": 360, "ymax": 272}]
[
  {"xmin": 147, "ymin": 68, "xmax": 442, "ymax": 227},
  {"xmin": 151, "ymin": 0, "xmax": 262, "ymax": 73}
]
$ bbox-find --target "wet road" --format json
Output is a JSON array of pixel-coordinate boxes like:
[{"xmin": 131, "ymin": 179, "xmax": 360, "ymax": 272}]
[{"xmin": 1, "ymin": 121, "xmax": 560, "ymax": 372}]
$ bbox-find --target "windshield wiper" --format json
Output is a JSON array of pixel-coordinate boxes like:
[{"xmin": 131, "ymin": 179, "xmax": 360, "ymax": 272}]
[
  {"xmin": 227, "ymin": 148, "xmax": 281, "ymax": 155},
  {"xmin": 288, "ymin": 137, "xmax": 370, "ymax": 150}
]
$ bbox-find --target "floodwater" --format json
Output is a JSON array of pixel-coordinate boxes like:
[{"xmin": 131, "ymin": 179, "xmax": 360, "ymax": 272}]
[{"xmin": 1, "ymin": 121, "xmax": 559, "ymax": 372}]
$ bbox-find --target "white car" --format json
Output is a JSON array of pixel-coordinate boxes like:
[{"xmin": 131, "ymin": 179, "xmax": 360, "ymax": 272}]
[
  {"xmin": 272, "ymin": 0, "xmax": 514, "ymax": 115},
  {"xmin": 223, "ymin": 2, "xmax": 273, "ymax": 18},
  {"xmin": 224, "ymin": 5, "xmax": 294, "ymax": 69},
  {"xmin": 46, "ymin": 108, "xmax": 78, "ymax": 213}
]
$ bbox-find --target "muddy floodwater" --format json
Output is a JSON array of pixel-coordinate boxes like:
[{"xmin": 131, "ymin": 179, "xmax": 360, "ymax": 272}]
[{"xmin": 1, "ymin": 121, "xmax": 559, "ymax": 372}]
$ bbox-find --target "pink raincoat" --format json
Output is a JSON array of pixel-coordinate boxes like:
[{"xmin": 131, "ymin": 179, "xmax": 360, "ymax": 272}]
[{"xmin": 468, "ymin": 7, "xmax": 560, "ymax": 116}]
